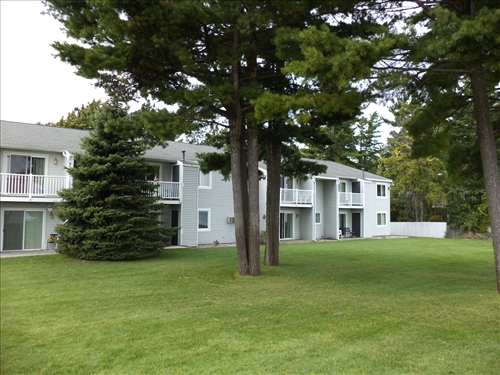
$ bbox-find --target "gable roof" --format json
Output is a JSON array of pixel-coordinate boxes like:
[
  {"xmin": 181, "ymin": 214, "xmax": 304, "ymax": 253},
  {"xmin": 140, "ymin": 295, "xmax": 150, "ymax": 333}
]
[
  {"xmin": 1, "ymin": 120, "xmax": 391, "ymax": 181},
  {"xmin": 0, "ymin": 120, "xmax": 218, "ymax": 164},
  {"xmin": 307, "ymin": 158, "xmax": 391, "ymax": 182}
]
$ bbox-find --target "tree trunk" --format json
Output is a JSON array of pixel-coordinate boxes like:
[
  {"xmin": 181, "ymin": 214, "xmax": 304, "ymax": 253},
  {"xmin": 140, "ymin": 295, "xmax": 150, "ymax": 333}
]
[
  {"xmin": 248, "ymin": 120, "xmax": 261, "ymax": 275},
  {"xmin": 265, "ymin": 138, "xmax": 281, "ymax": 266},
  {"xmin": 470, "ymin": 62, "xmax": 500, "ymax": 293},
  {"xmin": 230, "ymin": 25, "xmax": 249, "ymax": 275}
]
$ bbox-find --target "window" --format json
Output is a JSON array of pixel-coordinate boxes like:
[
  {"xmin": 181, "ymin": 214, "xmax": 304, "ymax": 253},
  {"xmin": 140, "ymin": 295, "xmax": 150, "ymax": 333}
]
[
  {"xmin": 2, "ymin": 210, "xmax": 44, "ymax": 250},
  {"xmin": 279, "ymin": 212, "xmax": 293, "ymax": 239},
  {"xmin": 377, "ymin": 212, "xmax": 387, "ymax": 226},
  {"xmin": 198, "ymin": 209, "xmax": 210, "ymax": 231},
  {"xmin": 315, "ymin": 212, "xmax": 321, "ymax": 224},
  {"xmin": 377, "ymin": 184, "xmax": 386, "ymax": 197},
  {"xmin": 339, "ymin": 182, "xmax": 346, "ymax": 193},
  {"xmin": 5, "ymin": 154, "xmax": 47, "ymax": 195},
  {"xmin": 198, "ymin": 171, "xmax": 211, "ymax": 188},
  {"xmin": 7, "ymin": 154, "xmax": 46, "ymax": 175}
]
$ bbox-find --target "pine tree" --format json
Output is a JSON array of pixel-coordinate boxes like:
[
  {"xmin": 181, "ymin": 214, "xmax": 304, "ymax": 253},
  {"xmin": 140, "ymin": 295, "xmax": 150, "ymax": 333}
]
[{"xmin": 55, "ymin": 105, "xmax": 174, "ymax": 261}]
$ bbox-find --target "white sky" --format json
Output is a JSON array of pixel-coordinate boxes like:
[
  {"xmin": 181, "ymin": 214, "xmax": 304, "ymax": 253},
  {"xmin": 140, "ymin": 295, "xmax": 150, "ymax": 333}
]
[
  {"xmin": 0, "ymin": 0, "xmax": 392, "ymax": 141},
  {"xmin": 1, "ymin": 0, "xmax": 107, "ymax": 124}
]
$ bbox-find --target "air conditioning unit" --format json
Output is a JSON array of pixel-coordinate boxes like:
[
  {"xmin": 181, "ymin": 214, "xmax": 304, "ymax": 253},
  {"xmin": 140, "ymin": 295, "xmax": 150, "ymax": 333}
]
[{"xmin": 227, "ymin": 216, "xmax": 235, "ymax": 224}]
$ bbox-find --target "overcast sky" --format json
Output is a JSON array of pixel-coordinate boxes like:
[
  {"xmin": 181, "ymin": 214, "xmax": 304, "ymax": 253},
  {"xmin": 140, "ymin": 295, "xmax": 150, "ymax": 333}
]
[
  {"xmin": 1, "ymin": 0, "xmax": 393, "ymax": 140},
  {"xmin": 1, "ymin": 1, "xmax": 107, "ymax": 124}
]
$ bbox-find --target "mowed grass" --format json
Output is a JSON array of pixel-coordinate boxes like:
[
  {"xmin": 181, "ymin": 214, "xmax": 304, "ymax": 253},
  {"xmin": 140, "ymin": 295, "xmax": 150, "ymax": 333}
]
[{"xmin": 1, "ymin": 238, "xmax": 499, "ymax": 375}]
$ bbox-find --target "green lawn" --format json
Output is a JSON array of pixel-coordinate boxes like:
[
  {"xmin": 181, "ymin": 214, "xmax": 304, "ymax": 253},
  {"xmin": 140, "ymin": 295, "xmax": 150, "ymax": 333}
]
[{"xmin": 1, "ymin": 238, "xmax": 499, "ymax": 375}]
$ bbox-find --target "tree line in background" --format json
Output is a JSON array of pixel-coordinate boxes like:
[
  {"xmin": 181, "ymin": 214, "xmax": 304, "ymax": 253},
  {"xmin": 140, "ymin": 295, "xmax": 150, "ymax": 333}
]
[{"xmin": 45, "ymin": 0, "xmax": 499, "ymax": 290}]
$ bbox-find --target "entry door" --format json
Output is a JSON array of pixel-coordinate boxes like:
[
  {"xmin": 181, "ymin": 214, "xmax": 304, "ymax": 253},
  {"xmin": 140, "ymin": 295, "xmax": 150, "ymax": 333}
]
[
  {"xmin": 339, "ymin": 213, "xmax": 347, "ymax": 235},
  {"xmin": 279, "ymin": 213, "xmax": 293, "ymax": 239},
  {"xmin": 3, "ymin": 210, "xmax": 44, "ymax": 251},
  {"xmin": 352, "ymin": 213, "xmax": 361, "ymax": 238},
  {"xmin": 171, "ymin": 210, "xmax": 179, "ymax": 246}
]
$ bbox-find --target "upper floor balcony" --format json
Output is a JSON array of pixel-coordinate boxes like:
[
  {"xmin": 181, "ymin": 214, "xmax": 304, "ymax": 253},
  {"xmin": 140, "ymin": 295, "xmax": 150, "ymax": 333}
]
[
  {"xmin": 280, "ymin": 188, "xmax": 313, "ymax": 207},
  {"xmin": 339, "ymin": 192, "xmax": 364, "ymax": 207},
  {"xmin": 0, "ymin": 173, "xmax": 181, "ymax": 203}
]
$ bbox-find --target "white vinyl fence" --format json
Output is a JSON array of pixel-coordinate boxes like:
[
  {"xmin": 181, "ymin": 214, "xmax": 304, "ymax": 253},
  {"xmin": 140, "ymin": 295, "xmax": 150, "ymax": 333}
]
[{"xmin": 390, "ymin": 222, "xmax": 447, "ymax": 238}]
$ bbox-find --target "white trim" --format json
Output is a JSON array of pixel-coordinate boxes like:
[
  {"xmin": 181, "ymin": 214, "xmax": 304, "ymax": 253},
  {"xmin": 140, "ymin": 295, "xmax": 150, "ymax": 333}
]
[
  {"xmin": 198, "ymin": 171, "xmax": 212, "ymax": 189},
  {"xmin": 315, "ymin": 212, "xmax": 321, "ymax": 224},
  {"xmin": 376, "ymin": 183, "xmax": 387, "ymax": 198},
  {"xmin": 4, "ymin": 152, "xmax": 49, "ymax": 175},
  {"xmin": 1, "ymin": 208, "xmax": 46, "ymax": 251},
  {"xmin": 376, "ymin": 212, "xmax": 387, "ymax": 227},
  {"xmin": 198, "ymin": 208, "xmax": 211, "ymax": 231}
]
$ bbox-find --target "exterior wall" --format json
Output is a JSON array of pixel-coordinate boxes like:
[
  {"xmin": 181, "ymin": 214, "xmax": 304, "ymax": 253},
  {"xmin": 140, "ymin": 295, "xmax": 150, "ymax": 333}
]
[
  {"xmin": 300, "ymin": 207, "xmax": 313, "ymax": 241},
  {"xmin": 314, "ymin": 180, "xmax": 325, "ymax": 239},
  {"xmin": 197, "ymin": 171, "xmax": 236, "ymax": 245},
  {"xmin": 368, "ymin": 181, "xmax": 391, "ymax": 236},
  {"xmin": 323, "ymin": 180, "xmax": 338, "ymax": 239},
  {"xmin": 362, "ymin": 181, "xmax": 373, "ymax": 238},
  {"xmin": 179, "ymin": 164, "xmax": 199, "ymax": 247},
  {"xmin": 0, "ymin": 202, "xmax": 58, "ymax": 251},
  {"xmin": 1, "ymin": 148, "xmax": 67, "ymax": 176}
]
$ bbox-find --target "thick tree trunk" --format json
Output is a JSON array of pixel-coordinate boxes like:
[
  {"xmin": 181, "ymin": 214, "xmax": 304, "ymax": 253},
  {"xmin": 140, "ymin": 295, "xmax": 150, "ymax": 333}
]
[
  {"xmin": 264, "ymin": 139, "xmax": 281, "ymax": 266},
  {"xmin": 470, "ymin": 62, "xmax": 500, "ymax": 293},
  {"xmin": 231, "ymin": 26, "xmax": 249, "ymax": 275},
  {"xmin": 248, "ymin": 120, "xmax": 261, "ymax": 275}
]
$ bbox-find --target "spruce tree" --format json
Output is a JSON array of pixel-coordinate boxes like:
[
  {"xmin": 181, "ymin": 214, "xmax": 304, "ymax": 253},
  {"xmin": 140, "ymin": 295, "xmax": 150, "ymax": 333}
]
[{"xmin": 55, "ymin": 105, "xmax": 174, "ymax": 261}]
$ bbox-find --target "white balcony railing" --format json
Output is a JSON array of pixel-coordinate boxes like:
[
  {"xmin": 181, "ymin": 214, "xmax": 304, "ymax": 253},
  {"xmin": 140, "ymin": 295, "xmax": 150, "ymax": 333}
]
[
  {"xmin": 339, "ymin": 192, "xmax": 364, "ymax": 207},
  {"xmin": 1, "ymin": 173, "xmax": 181, "ymax": 202},
  {"xmin": 1, "ymin": 173, "xmax": 68, "ymax": 198},
  {"xmin": 156, "ymin": 181, "xmax": 180, "ymax": 200},
  {"xmin": 280, "ymin": 188, "xmax": 313, "ymax": 205}
]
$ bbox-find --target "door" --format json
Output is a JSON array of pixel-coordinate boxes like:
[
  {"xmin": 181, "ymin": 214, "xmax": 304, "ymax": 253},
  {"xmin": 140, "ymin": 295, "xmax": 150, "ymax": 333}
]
[
  {"xmin": 279, "ymin": 212, "xmax": 293, "ymax": 239},
  {"xmin": 6, "ymin": 155, "xmax": 46, "ymax": 194},
  {"xmin": 352, "ymin": 212, "xmax": 361, "ymax": 238},
  {"xmin": 3, "ymin": 210, "xmax": 44, "ymax": 251},
  {"xmin": 171, "ymin": 209, "xmax": 179, "ymax": 245},
  {"xmin": 339, "ymin": 213, "xmax": 347, "ymax": 235}
]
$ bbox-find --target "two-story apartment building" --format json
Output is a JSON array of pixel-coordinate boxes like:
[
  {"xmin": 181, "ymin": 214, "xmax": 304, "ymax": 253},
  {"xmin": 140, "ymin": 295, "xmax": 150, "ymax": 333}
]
[
  {"xmin": 1, "ymin": 120, "xmax": 391, "ymax": 252},
  {"xmin": 259, "ymin": 160, "xmax": 392, "ymax": 242}
]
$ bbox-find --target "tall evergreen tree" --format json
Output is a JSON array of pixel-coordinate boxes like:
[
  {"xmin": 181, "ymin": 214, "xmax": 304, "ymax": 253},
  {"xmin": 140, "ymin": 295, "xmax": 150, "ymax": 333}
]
[
  {"xmin": 45, "ymin": 0, "xmax": 386, "ymax": 273},
  {"xmin": 389, "ymin": 0, "xmax": 500, "ymax": 292},
  {"xmin": 55, "ymin": 104, "xmax": 175, "ymax": 261}
]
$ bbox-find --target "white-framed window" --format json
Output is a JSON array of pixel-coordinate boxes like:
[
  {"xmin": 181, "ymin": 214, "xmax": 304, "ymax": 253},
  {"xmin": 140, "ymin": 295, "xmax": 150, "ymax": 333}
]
[
  {"xmin": 2, "ymin": 209, "xmax": 45, "ymax": 251},
  {"xmin": 339, "ymin": 182, "xmax": 346, "ymax": 193},
  {"xmin": 6, "ymin": 153, "xmax": 47, "ymax": 175},
  {"xmin": 198, "ymin": 209, "xmax": 211, "ymax": 231},
  {"xmin": 377, "ymin": 184, "xmax": 387, "ymax": 197},
  {"xmin": 377, "ymin": 212, "xmax": 387, "ymax": 226},
  {"xmin": 315, "ymin": 212, "xmax": 321, "ymax": 224},
  {"xmin": 198, "ymin": 171, "xmax": 212, "ymax": 188}
]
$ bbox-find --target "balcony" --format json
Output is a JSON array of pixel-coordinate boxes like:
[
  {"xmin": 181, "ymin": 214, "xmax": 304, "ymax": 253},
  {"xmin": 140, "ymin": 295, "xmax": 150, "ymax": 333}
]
[
  {"xmin": 1, "ymin": 173, "xmax": 68, "ymax": 199},
  {"xmin": 155, "ymin": 181, "xmax": 181, "ymax": 202},
  {"xmin": 280, "ymin": 188, "xmax": 313, "ymax": 206},
  {"xmin": 339, "ymin": 192, "xmax": 364, "ymax": 207},
  {"xmin": 1, "ymin": 173, "xmax": 181, "ymax": 203}
]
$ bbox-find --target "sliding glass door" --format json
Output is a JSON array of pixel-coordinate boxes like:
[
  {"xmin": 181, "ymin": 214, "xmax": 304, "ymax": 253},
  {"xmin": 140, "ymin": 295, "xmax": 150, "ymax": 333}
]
[{"xmin": 2, "ymin": 210, "xmax": 44, "ymax": 251}]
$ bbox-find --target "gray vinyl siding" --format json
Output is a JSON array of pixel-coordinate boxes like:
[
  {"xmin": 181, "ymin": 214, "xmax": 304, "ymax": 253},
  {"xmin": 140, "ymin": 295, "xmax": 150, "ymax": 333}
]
[
  {"xmin": 197, "ymin": 171, "xmax": 236, "ymax": 245},
  {"xmin": 0, "ymin": 202, "xmax": 56, "ymax": 251},
  {"xmin": 368, "ymin": 181, "xmax": 391, "ymax": 236},
  {"xmin": 300, "ymin": 208, "xmax": 313, "ymax": 241},
  {"xmin": 2, "ymin": 148, "xmax": 67, "ymax": 177},
  {"xmin": 323, "ymin": 180, "xmax": 338, "ymax": 239},
  {"xmin": 314, "ymin": 180, "xmax": 325, "ymax": 239},
  {"xmin": 363, "ymin": 181, "xmax": 374, "ymax": 237},
  {"xmin": 180, "ymin": 164, "xmax": 199, "ymax": 247}
]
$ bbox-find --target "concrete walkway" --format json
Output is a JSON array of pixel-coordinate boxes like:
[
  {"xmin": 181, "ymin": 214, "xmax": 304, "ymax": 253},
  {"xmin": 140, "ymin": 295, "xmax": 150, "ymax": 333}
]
[{"xmin": 1, "ymin": 250, "xmax": 58, "ymax": 258}]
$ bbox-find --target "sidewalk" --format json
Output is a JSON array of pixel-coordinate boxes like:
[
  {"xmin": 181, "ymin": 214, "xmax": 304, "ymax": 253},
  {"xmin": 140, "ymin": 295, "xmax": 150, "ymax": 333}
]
[{"xmin": 1, "ymin": 250, "xmax": 58, "ymax": 258}]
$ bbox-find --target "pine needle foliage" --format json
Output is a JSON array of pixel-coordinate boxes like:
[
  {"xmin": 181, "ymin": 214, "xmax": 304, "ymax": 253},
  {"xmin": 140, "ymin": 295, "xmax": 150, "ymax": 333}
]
[{"xmin": 55, "ymin": 105, "xmax": 175, "ymax": 261}]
